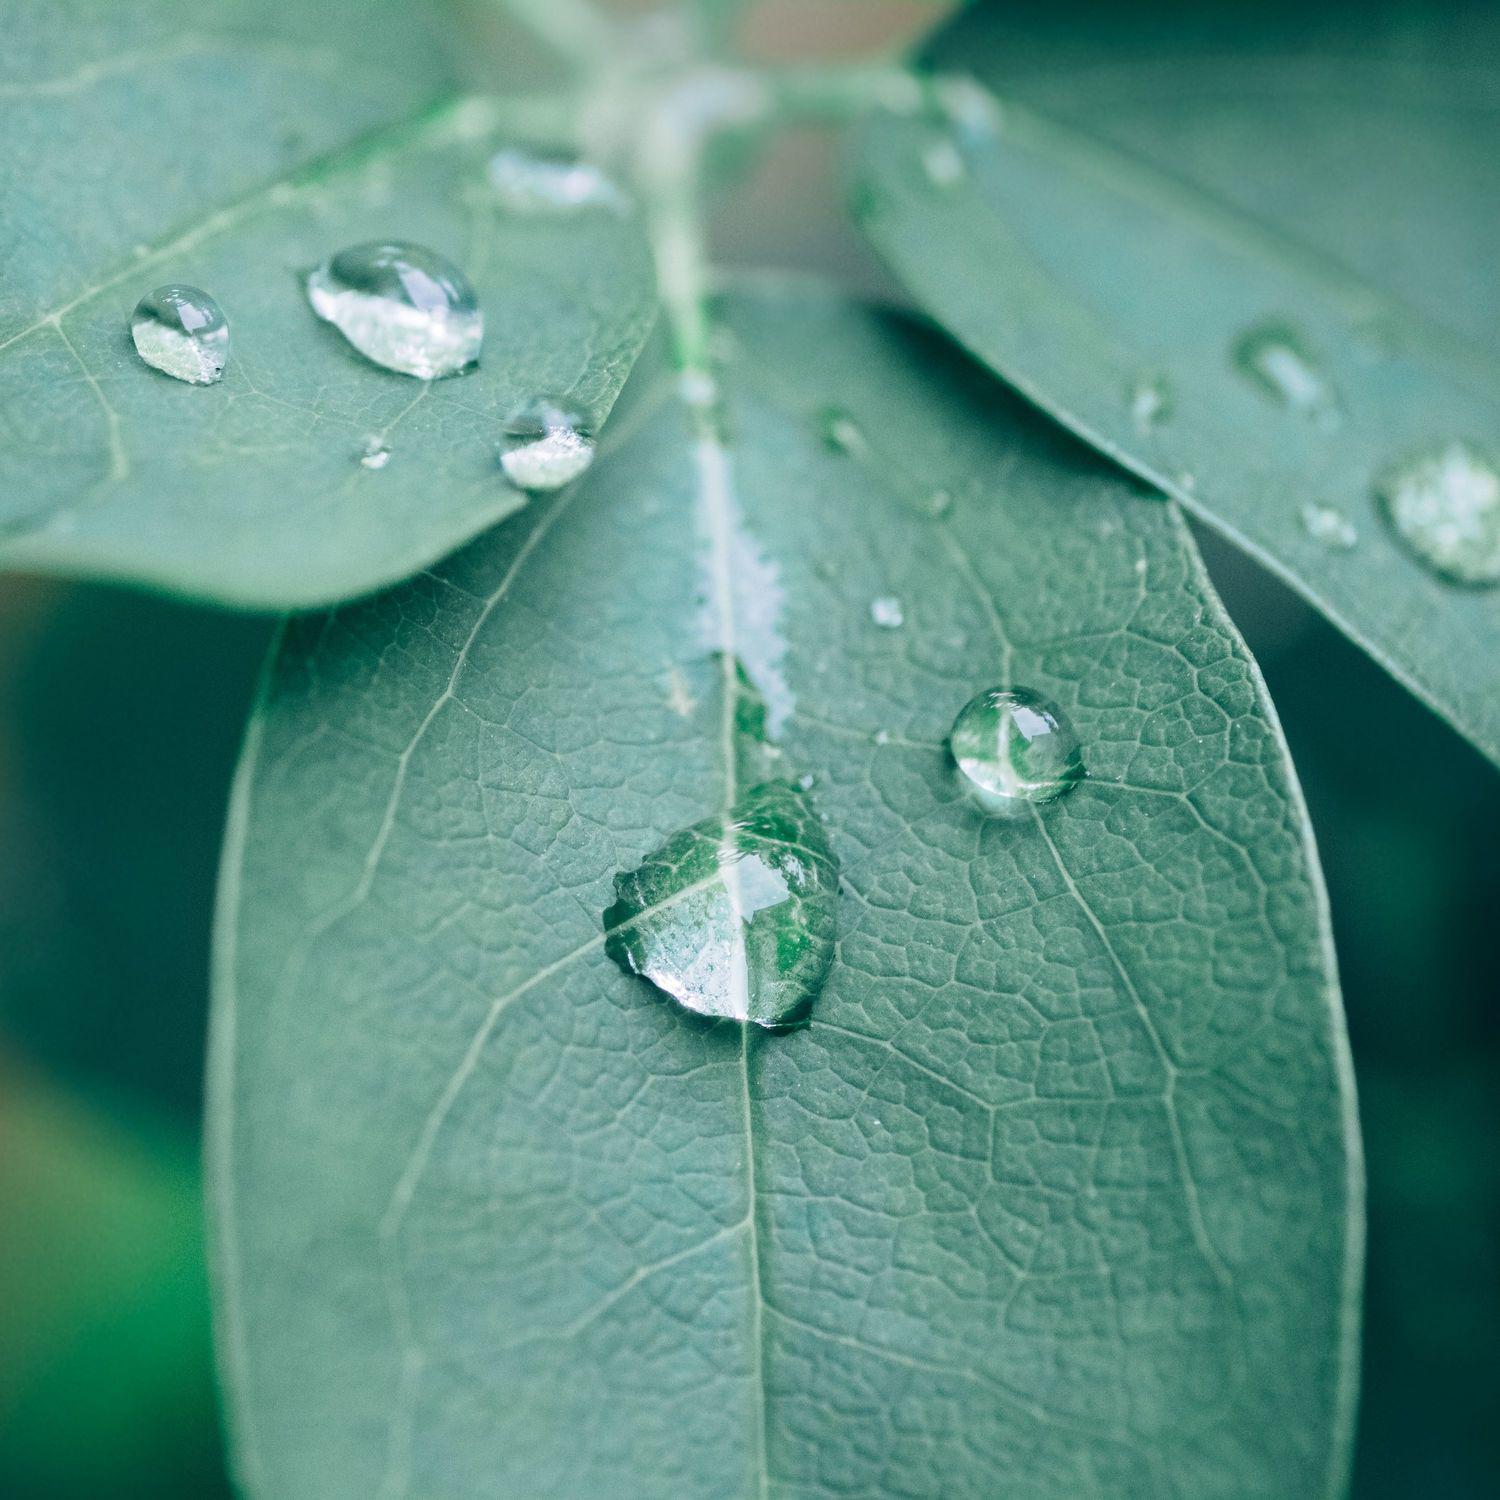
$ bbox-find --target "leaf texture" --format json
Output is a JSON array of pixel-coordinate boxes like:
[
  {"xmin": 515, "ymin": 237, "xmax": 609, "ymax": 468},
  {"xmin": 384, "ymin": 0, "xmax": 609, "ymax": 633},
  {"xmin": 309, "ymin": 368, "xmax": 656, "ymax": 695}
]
[{"xmin": 210, "ymin": 288, "xmax": 1361, "ymax": 1498}]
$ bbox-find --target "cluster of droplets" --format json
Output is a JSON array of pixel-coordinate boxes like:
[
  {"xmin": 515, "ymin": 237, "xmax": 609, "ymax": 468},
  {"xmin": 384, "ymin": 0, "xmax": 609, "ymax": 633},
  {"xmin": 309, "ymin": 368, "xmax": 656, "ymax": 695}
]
[{"xmin": 127, "ymin": 229, "xmax": 600, "ymax": 491}]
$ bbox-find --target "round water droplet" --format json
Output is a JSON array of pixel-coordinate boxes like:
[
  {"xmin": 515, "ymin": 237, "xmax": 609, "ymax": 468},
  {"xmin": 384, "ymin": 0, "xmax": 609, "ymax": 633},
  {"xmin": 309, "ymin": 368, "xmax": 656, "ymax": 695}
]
[
  {"xmin": 129, "ymin": 284, "xmax": 229, "ymax": 384},
  {"xmin": 1232, "ymin": 320, "xmax": 1340, "ymax": 428},
  {"xmin": 870, "ymin": 596, "xmax": 904, "ymax": 629},
  {"xmin": 949, "ymin": 687, "xmax": 1084, "ymax": 810},
  {"xmin": 924, "ymin": 489, "xmax": 955, "ymax": 519},
  {"xmin": 306, "ymin": 241, "xmax": 482, "ymax": 379},
  {"xmin": 1300, "ymin": 502, "xmax": 1356, "ymax": 551},
  {"xmin": 1375, "ymin": 441, "xmax": 1500, "ymax": 586},
  {"xmin": 872, "ymin": 728, "xmax": 891, "ymax": 747},
  {"xmin": 359, "ymin": 437, "xmax": 391, "ymax": 470},
  {"xmin": 498, "ymin": 396, "xmax": 596, "ymax": 492},
  {"xmin": 488, "ymin": 147, "xmax": 627, "ymax": 213}
]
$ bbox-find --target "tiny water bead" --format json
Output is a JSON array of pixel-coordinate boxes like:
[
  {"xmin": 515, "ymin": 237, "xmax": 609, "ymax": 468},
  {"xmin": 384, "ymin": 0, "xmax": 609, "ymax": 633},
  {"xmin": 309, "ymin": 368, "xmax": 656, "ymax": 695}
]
[
  {"xmin": 869, "ymin": 596, "xmax": 905, "ymax": 629},
  {"xmin": 1232, "ymin": 321, "xmax": 1340, "ymax": 427},
  {"xmin": 306, "ymin": 241, "xmax": 482, "ymax": 379},
  {"xmin": 488, "ymin": 147, "xmax": 627, "ymax": 214},
  {"xmin": 498, "ymin": 397, "xmax": 596, "ymax": 492},
  {"xmin": 948, "ymin": 688, "xmax": 1084, "ymax": 810},
  {"xmin": 603, "ymin": 780, "xmax": 839, "ymax": 1029},
  {"xmin": 129, "ymin": 285, "xmax": 229, "ymax": 384},
  {"xmin": 819, "ymin": 407, "xmax": 864, "ymax": 454},
  {"xmin": 922, "ymin": 139, "xmax": 966, "ymax": 188},
  {"xmin": 1300, "ymin": 502, "xmax": 1356, "ymax": 551},
  {"xmin": 1129, "ymin": 375, "xmax": 1172, "ymax": 434},
  {"xmin": 359, "ymin": 438, "xmax": 391, "ymax": 470},
  {"xmin": 1376, "ymin": 441, "xmax": 1500, "ymax": 586}
]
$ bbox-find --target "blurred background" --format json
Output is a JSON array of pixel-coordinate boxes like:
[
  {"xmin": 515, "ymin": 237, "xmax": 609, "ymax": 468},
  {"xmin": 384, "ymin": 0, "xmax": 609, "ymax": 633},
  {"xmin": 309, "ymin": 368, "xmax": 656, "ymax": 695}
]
[{"xmin": 2, "ymin": 3, "xmax": 1496, "ymax": 1497}]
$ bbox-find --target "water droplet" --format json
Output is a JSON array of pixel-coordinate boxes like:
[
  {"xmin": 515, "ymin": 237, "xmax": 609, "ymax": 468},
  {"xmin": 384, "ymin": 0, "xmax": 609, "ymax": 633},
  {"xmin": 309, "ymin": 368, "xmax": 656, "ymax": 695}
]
[
  {"xmin": 1300, "ymin": 502, "xmax": 1356, "ymax": 551},
  {"xmin": 1375, "ymin": 441, "xmax": 1500, "ymax": 586},
  {"xmin": 924, "ymin": 489, "xmax": 954, "ymax": 519},
  {"xmin": 1129, "ymin": 375, "xmax": 1172, "ymax": 434},
  {"xmin": 603, "ymin": 780, "xmax": 839, "ymax": 1028},
  {"xmin": 820, "ymin": 407, "xmax": 864, "ymax": 455},
  {"xmin": 1233, "ymin": 321, "xmax": 1340, "ymax": 427},
  {"xmin": 948, "ymin": 688, "xmax": 1084, "ymax": 811},
  {"xmin": 360, "ymin": 437, "xmax": 391, "ymax": 470},
  {"xmin": 934, "ymin": 76, "xmax": 1002, "ymax": 143},
  {"xmin": 129, "ymin": 285, "xmax": 228, "ymax": 384},
  {"xmin": 488, "ymin": 147, "xmax": 627, "ymax": 214},
  {"xmin": 498, "ymin": 396, "xmax": 596, "ymax": 492},
  {"xmin": 872, "ymin": 729, "xmax": 890, "ymax": 747},
  {"xmin": 306, "ymin": 241, "xmax": 481, "ymax": 379},
  {"xmin": 870, "ymin": 596, "xmax": 904, "ymax": 629},
  {"xmin": 922, "ymin": 139, "xmax": 966, "ymax": 188}
]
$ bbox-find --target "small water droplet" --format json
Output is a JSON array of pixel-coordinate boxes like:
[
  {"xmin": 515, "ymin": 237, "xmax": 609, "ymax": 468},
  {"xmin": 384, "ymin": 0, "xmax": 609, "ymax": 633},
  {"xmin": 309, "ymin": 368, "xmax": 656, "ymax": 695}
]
[
  {"xmin": 359, "ymin": 437, "xmax": 391, "ymax": 470},
  {"xmin": 922, "ymin": 139, "xmax": 966, "ymax": 188},
  {"xmin": 1233, "ymin": 321, "xmax": 1340, "ymax": 427},
  {"xmin": 1300, "ymin": 502, "xmax": 1356, "ymax": 551},
  {"xmin": 949, "ymin": 688, "xmax": 1084, "ymax": 811},
  {"xmin": 1375, "ymin": 441, "xmax": 1500, "ymax": 586},
  {"xmin": 870, "ymin": 596, "xmax": 904, "ymax": 629},
  {"xmin": 306, "ymin": 241, "xmax": 482, "ymax": 379},
  {"xmin": 498, "ymin": 396, "xmax": 596, "ymax": 492},
  {"xmin": 1175, "ymin": 471, "xmax": 1197, "ymax": 493},
  {"xmin": 924, "ymin": 489, "xmax": 954, "ymax": 519},
  {"xmin": 488, "ymin": 147, "xmax": 628, "ymax": 214},
  {"xmin": 820, "ymin": 407, "xmax": 864, "ymax": 455},
  {"xmin": 934, "ymin": 76, "xmax": 1002, "ymax": 143},
  {"xmin": 1129, "ymin": 375, "xmax": 1172, "ymax": 434},
  {"xmin": 872, "ymin": 729, "xmax": 890, "ymax": 747},
  {"xmin": 129, "ymin": 285, "xmax": 228, "ymax": 384},
  {"xmin": 603, "ymin": 780, "xmax": 839, "ymax": 1028}
]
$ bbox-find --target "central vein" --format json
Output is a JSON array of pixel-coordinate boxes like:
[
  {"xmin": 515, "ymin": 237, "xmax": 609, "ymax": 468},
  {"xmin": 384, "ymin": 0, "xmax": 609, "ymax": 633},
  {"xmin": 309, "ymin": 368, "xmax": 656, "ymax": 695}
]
[{"xmin": 638, "ymin": 82, "xmax": 772, "ymax": 1499}]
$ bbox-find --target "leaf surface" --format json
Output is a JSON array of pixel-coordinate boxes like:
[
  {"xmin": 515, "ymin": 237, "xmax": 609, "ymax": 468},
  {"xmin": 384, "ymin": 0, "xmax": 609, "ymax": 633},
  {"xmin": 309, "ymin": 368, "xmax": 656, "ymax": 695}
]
[
  {"xmin": 211, "ymin": 288, "xmax": 1360, "ymax": 1498},
  {"xmin": 854, "ymin": 0, "xmax": 1500, "ymax": 762},
  {"xmin": 0, "ymin": 0, "xmax": 657, "ymax": 606}
]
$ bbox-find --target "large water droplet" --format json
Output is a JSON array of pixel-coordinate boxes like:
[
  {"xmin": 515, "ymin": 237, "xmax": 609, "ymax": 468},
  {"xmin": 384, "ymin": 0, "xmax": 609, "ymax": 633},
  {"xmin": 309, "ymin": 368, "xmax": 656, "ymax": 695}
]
[
  {"xmin": 949, "ymin": 688, "xmax": 1084, "ymax": 811},
  {"xmin": 1375, "ymin": 441, "xmax": 1500, "ymax": 586},
  {"xmin": 498, "ymin": 396, "xmax": 596, "ymax": 492},
  {"xmin": 306, "ymin": 241, "xmax": 481, "ymax": 379},
  {"xmin": 129, "ymin": 285, "xmax": 228, "ymax": 384},
  {"xmin": 1233, "ymin": 321, "xmax": 1339, "ymax": 427},
  {"xmin": 603, "ymin": 780, "xmax": 839, "ymax": 1028},
  {"xmin": 1300, "ymin": 502, "xmax": 1356, "ymax": 551},
  {"xmin": 488, "ymin": 147, "xmax": 627, "ymax": 213}
]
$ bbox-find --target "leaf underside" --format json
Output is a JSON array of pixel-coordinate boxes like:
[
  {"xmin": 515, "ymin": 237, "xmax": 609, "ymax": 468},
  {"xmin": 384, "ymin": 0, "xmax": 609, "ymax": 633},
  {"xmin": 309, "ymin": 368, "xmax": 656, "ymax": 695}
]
[
  {"xmin": 0, "ymin": 0, "xmax": 657, "ymax": 607},
  {"xmin": 211, "ymin": 287, "xmax": 1361, "ymax": 1499},
  {"xmin": 854, "ymin": 0, "xmax": 1500, "ymax": 765}
]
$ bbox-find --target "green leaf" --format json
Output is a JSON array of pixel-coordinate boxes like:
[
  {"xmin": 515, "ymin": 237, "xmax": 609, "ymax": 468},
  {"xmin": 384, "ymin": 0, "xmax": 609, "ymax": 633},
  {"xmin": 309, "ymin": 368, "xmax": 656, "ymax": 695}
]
[
  {"xmin": 211, "ymin": 287, "xmax": 1361, "ymax": 1498},
  {"xmin": 0, "ymin": 0, "xmax": 657, "ymax": 607},
  {"xmin": 853, "ymin": 0, "xmax": 1500, "ymax": 764}
]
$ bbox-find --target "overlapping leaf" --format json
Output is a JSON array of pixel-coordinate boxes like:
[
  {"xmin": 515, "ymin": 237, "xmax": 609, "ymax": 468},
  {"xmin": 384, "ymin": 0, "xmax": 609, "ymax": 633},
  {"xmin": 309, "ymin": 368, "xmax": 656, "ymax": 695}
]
[
  {"xmin": 854, "ymin": 0, "xmax": 1500, "ymax": 763},
  {"xmin": 0, "ymin": 0, "xmax": 657, "ymax": 606}
]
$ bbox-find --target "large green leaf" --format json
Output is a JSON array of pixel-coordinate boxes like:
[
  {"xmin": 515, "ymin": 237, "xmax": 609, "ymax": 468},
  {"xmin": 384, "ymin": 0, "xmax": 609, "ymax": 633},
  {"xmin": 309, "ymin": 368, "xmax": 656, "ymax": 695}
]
[
  {"xmin": 853, "ymin": 0, "xmax": 1500, "ymax": 763},
  {"xmin": 0, "ymin": 0, "xmax": 657, "ymax": 607},
  {"xmin": 211, "ymin": 288, "xmax": 1361, "ymax": 1498}
]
